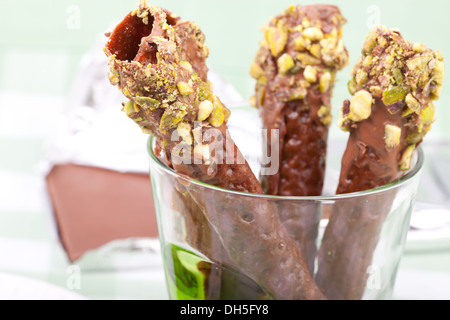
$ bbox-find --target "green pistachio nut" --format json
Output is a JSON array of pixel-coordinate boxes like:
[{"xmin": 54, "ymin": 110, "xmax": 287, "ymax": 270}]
[
  {"xmin": 392, "ymin": 68, "xmax": 404, "ymax": 85},
  {"xmin": 384, "ymin": 124, "xmax": 402, "ymax": 149},
  {"xmin": 431, "ymin": 57, "xmax": 445, "ymax": 100},
  {"xmin": 160, "ymin": 104, "xmax": 187, "ymax": 133},
  {"xmin": 304, "ymin": 66, "xmax": 317, "ymax": 83},
  {"xmin": 420, "ymin": 103, "xmax": 436, "ymax": 125},
  {"xmin": 362, "ymin": 32, "xmax": 377, "ymax": 55},
  {"xmin": 197, "ymin": 100, "xmax": 214, "ymax": 121},
  {"xmin": 288, "ymin": 87, "xmax": 307, "ymax": 101},
  {"xmin": 257, "ymin": 86, "xmax": 266, "ymax": 105},
  {"xmin": 355, "ymin": 69, "xmax": 368, "ymax": 86},
  {"xmin": 179, "ymin": 61, "xmax": 193, "ymax": 73},
  {"xmin": 348, "ymin": 78, "xmax": 358, "ymax": 95},
  {"xmin": 382, "ymin": 86, "xmax": 408, "ymax": 106},
  {"xmin": 208, "ymin": 96, "xmax": 231, "ymax": 127},
  {"xmin": 135, "ymin": 96, "xmax": 161, "ymax": 110},
  {"xmin": 198, "ymin": 82, "xmax": 212, "ymax": 101},
  {"xmin": 406, "ymin": 132, "xmax": 425, "ymax": 145},
  {"xmin": 177, "ymin": 82, "xmax": 194, "ymax": 96},
  {"xmin": 405, "ymin": 93, "xmax": 420, "ymax": 114},
  {"xmin": 407, "ymin": 55, "xmax": 433, "ymax": 73},
  {"xmin": 277, "ymin": 53, "xmax": 295, "ymax": 75},
  {"xmin": 309, "ymin": 44, "xmax": 321, "ymax": 58},
  {"xmin": 250, "ymin": 62, "xmax": 265, "ymax": 79},
  {"xmin": 265, "ymin": 27, "xmax": 288, "ymax": 57},
  {"xmin": 296, "ymin": 53, "xmax": 321, "ymax": 65},
  {"xmin": 348, "ymin": 90, "xmax": 373, "ymax": 122},
  {"xmin": 320, "ymin": 72, "xmax": 332, "ymax": 93},
  {"xmin": 124, "ymin": 100, "xmax": 135, "ymax": 117},
  {"xmin": 302, "ymin": 27, "xmax": 324, "ymax": 41},
  {"xmin": 399, "ymin": 145, "xmax": 416, "ymax": 171}
]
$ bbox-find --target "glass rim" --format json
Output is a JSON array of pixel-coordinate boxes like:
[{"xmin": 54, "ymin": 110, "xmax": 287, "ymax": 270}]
[{"xmin": 147, "ymin": 135, "xmax": 424, "ymax": 201}]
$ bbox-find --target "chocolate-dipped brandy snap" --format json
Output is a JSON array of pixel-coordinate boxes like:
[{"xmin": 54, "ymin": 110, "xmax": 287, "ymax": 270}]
[
  {"xmin": 317, "ymin": 25, "xmax": 444, "ymax": 300},
  {"xmin": 251, "ymin": 4, "xmax": 349, "ymax": 273},
  {"xmin": 104, "ymin": 1, "xmax": 325, "ymax": 300},
  {"xmin": 252, "ymin": 4, "xmax": 349, "ymax": 196}
]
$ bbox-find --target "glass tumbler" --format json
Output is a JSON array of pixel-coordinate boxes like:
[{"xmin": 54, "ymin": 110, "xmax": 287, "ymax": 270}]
[{"xmin": 147, "ymin": 133, "xmax": 423, "ymax": 300}]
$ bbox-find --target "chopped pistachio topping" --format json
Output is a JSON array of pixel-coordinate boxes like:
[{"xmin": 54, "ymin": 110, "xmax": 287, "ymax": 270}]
[
  {"xmin": 405, "ymin": 93, "xmax": 420, "ymax": 113},
  {"xmin": 399, "ymin": 144, "xmax": 416, "ymax": 171},
  {"xmin": 209, "ymin": 96, "xmax": 231, "ymax": 127},
  {"xmin": 348, "ymin": 90, "xmax": 373, "ymax": 122},
  {"xmin": 322, "ymin": 114, "xmax": 333, "ymax": 126},
  {"xmin": 406, "ymin": 132, "xmax": 424, "ymax": 145},
  {"xmin": 317, "ymin": 105, "xmax": 330, "ymax": 118},
  {"xmin": 277, "ymin": 53, "xmax": 295, "ymax": 75},
  {"xmin": 302, "ymin": 27, "xmax": 324, "ymax": 41},
  {"xmin": 288, "ymin": 87, "xmax": 307, "ymax": 101},
  {"xmin": 104, "ymin": 1, "xmax": 238, "ymax": 156},
  {"xmin": 317, "ymin": 105, "xmax": 332, "ymax": 126},
  {"xmin": 141, "ymin": 127, "xmax": 152, "ymax": 135},
  {"xmin": 124, "ymin": 100, "xmax": 135, "ymax": 117},
  {"xmin": 198, "ymin": 82, "xmax": 212, "ymax": 101},
  {"xmin": 160, "ymin": 104, "xmax": 187, "ymax": 133},
  {"xmin": 135, "ymin": 96, "xmax": 161, "ymax": 110},
  {"xmin": 197, "ymin": 100, "xmax": 214, "ymax": 121},
  {"xmin": 382, "ymin": 86, "xmax": 408, "ymax": 106},
  {"xmin": 179, "ymin": 61, "xmax": 193, "ymax": 73},
  {"xmin": 337, "ymin": 111, "xmax": 350, "ymax": 132},
  {"xmin": 296, "ymin": 53, "xmax": 321, "ymax": 65},
  {"xmin": 338, "ymin": 26, "xmax": 444, "ymax": 174},
  {"xmin": 420, "ymin": 103, "xmax": 436, "ymax": 125},
  {"xmin": 265, "ymin": 27, "xmax": 288, "ymax": 57},
  {"xmin": 342, "ymin": 25, "xmax": 444, "ymax": 137},
  {"xmin": 369, "ymin": 86, "xmax": 383, "ymax": 98},
  {"xmin": 250, "ymin": 62, "xmax": 265, "ymax": 79},
  {"xmin": 355, "ymin": 69, "xmax": 368, "ymax": 86},
  {"xmin": 177, "ymin": 82, "xmax": 194, "ymax": 96},
  {"xmin": 252, "ymin": 4, "xmax": 349, "ymax": 121},
  {"xmin": 348, "ymin": 78, "xmax": 358, "ymax": 95},
  {"xmin": 304, "ymin": 66, "xmax": 317, "ymax": 83},
  {"xmin": 256, "ymin": 85, "xmax": 266, "ymax": 104},
  {"xmin": 384, "ymin": 124, "xmax": 402, "ymax": 149},
  {"xmin": 107, "ymin": 66, "xmax": 120, "ymax": 86},
  {"xmin": 293, "ymin": 37, "xmax": 306, "ymax": 51},
  {"xmin": 431, "ymin": 55, "xmax": 445, "ymax": 100},
  {"xmin": 309, "ymin": 44, "xmax": 321, "ymax": 58},
  {"xmin": 320, "ymin": 72, "xmax": 332, "ymax": 93},
  {"xmin": 392, "ymin": 68, "xmax": 403, "ymax": 84}
]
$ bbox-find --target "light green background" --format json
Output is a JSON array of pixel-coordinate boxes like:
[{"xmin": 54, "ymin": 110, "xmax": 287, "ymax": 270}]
[{"xmin": 0, "ymin": 0, "xmax": 449, "ymax": 137}]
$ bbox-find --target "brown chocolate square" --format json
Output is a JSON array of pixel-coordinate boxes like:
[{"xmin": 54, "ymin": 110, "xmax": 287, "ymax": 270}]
[{"xmin": 46, "ymin": 164, "xmax": 158, "ymax": 262}]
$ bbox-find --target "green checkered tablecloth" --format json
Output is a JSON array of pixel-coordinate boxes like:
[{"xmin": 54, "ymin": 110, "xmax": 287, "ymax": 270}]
[
  {"xmin": 0, "ymin": 93, "xmax": 169, "ymax": 300},
  {"xmin": 0, "ymin": 0, "xmax": 449, "ymax": 300}
]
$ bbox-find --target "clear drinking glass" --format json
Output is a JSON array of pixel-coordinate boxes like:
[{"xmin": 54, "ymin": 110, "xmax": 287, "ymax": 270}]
[{"xmin": 147, "ymin": 124, "xmax": 424, "ymax": 300}]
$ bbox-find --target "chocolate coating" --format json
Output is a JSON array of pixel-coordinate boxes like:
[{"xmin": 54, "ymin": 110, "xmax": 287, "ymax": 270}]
[
  {"xmin": 105, "ymin": 1, "xmax": 324, "ymax": 300},
  {"xmin": 317, "ymin": 26, "xmax": 444, "ymax": 300},
  {"xmin": 253, "ymin": 5, "xmax": 349, "ymax": 197},
  {"xmin": 252, "ymin": 4, "xmax": 348, "ymax": 275},
  {"xmin": 337, "ymin": 98, "xmax": 416, "ymax": 193}
]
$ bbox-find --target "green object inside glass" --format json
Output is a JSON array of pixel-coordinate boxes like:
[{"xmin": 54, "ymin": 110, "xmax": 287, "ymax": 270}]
[{"xmin": 163, "ymin": 244, "xmax": 272, "ymax": 300}]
